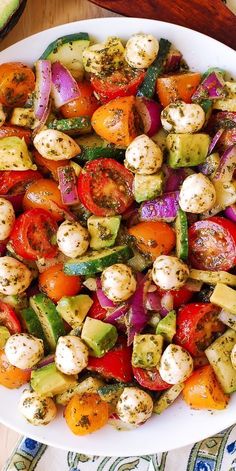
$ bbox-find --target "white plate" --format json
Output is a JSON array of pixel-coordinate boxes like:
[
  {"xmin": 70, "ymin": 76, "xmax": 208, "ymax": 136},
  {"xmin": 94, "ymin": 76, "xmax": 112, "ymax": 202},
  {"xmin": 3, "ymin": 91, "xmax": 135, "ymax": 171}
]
[{"xmin": 0, "ymin": 17, "xmax": 236, "ymax": 456}]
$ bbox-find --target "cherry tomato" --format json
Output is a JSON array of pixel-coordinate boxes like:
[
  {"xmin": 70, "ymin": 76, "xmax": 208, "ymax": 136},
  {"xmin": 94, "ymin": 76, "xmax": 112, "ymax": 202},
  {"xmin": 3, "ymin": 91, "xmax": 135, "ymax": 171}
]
[
  {"xmin": 39, "ymin": 263, "xmax": 82, "ymax": 302},
  {"xmin": 65, "ymin": 393, "xmax": 109, "ymax": 435},
  {"xmin": 156, "ymin": 72, "xmax": 201, "ymax": 107},
  {"xmin": 87, "ymin": 338, "xmax": 133, "ymax": 382},
  {"xmin": 128, "ymin": 221, "xmax": 176, "ymax": 260},
  {"xmin": 10, "ymin": 208, "xmax": 58, "ymax": 260},
  {"xmin": 23, "ymin": 178, "xmax": 67, "ymax": 221},
  {"xmin": 0, "ymin": 125, "xmax": 32, "ymax": 145},
  {"xmin": 0, "ymin": 301, "xmax": 21, "ymax": 334},
  {"xmin": 0, "ymin": 63, "xmax": 35, "ymax": 107},
  {"xmin": 88, "ymin": 292, "xmax": 107, "ymax": 320},
  {"xmin": 91, "ymin": 68, "xmax": 145, "ymax": 103},
  {"xmin": 0, "ymin": 170, "xmax": 42, "ymax": 195},
  {"xmin": 133, "ymin": 367, "xmax": 171, "ymax": 391},
  {"xmin": 189, "ymin": 216, "xmax": 236, "ymax": 271},
  {"xmin": 61, "ymin": 81, "xmax": 99, "ymax": 118},
  {"xmin": 0, "ymin": 349, "xmax": 31, "ymax": 389},
  {"xmin": 175, "ymin": 303, "xmax": 225, "ymax": 357},
  {"xmin": 33, "ymin": 150, "xmax": 68, "ymax": 181},
  {"xmin": 156, "ymin": 286, "xmax": 193, "ymax": 309},
  {"xmin": 77, "ymin": 158, "xmax": 134, "ymax": 216}
]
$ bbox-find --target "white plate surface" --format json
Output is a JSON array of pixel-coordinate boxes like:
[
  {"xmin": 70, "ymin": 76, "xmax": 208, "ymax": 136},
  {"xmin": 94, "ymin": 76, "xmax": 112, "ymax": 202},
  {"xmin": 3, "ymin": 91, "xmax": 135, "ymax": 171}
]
[{"xmin": 0, "ymin": 17, "xmax": 236, "ymax": 456}]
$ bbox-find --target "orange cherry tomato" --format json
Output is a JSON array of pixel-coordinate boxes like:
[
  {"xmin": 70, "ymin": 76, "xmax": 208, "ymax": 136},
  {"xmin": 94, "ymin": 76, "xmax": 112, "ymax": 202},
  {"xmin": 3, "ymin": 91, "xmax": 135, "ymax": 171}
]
[
  {"xmin": 39, "ymin": 263, "xmax": 82, "ymax": 302},
  {"xmin": 0, "ymin": 125, "xmax": 32, "ymax": 145},
  {"xmin": 0, "ymin": 63, "xmax": 35, "ymax": 107},
  {"xmin": 0, "ymin": 349, "xmax": 31, "ymax": 389},
  {"xmin": 65, "ymin": 393, "xmax": 109, "ymax": 435},
  {"xmin": 156, "ymin": 72, "xmax": 201, "ymax": 107},
  {"xmin": 61, "ymin": 81, "xmax": 99, "ymax": 118},
  {"xmin": 128, "ymin": 221, "xmax": 176, "ymax": 260},
  {"xmin": 23, "ymin": 178, "xmax": 67, "ymax": 221},
  {"xmin": 91, "ymin": 96, "xmax": 138, "ymax": 146},
  {"xmin": 183, "ymin": 365, "xmax": 229, "ymax": 410},
  {"xmin": 33, "ymin": 151, "xmax": 69, "ymax": 181}
]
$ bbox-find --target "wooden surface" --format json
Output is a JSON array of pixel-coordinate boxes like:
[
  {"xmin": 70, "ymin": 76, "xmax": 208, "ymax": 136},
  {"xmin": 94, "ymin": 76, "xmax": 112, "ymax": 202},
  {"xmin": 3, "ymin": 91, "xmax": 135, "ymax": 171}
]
[{"xmin": 0, "ymin": 3, "xmax": 118, "ymax": 465}]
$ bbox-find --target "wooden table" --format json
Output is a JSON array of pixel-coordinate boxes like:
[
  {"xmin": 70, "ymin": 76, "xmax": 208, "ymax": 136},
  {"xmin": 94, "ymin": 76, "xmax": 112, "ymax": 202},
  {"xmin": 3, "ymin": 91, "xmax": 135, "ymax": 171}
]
[{"xmin": 0, "ymin": 2, "xmax": 118, "ymax": 465}]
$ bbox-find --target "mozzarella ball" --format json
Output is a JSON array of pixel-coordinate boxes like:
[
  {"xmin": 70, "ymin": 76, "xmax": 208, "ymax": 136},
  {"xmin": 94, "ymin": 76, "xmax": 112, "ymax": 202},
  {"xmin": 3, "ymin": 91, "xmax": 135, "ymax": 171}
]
[
  {"xmin": 57, "ymin": 220, "xmax": 89, "ymax": 258},
  {"xmin": 0, "ymin": 104, "xmax": 6, "ymax": 127},
  {"xmin": 55, "ymin": 335, "xmax": 89, "ymax": 375},
  {"xmin": 124, "ymin": 134, "xmax": 163, "ymax": 175},
  {"xmin": 152, "ymin": 255, "xmax": 189, "ymax": 290},
  {"xmin": 161, "ymin": 102, "xmax": 205, "ymax": 133},
  {"xmin": 0, "ymin": 256, "xmax": 32, "ymax": 295},
  {"xmin": 19, "ymin": 389, "xmax": 57, "ymax": 426},
  {"xmin": 159, "ymin": 344, "xmax": 193, "ymax": 384},
  {"xmin": 231, "ymin": 344, "xmax": 236, "ymax": 370},
  {"xmin": 0, "ymin": 198, "xmax": 15, "ymax": 241},
  {"xmin": 116, "ymin": 387, "xmax": 153, "ymax": 425},
  {"xmin": 5, "ymin": 333, "xmax": 44, "ymax": 369},
  {"xmin": 125, "ymin": 34, "xmax": 159, "ymax": 69},
  {"xmin": 101, "ymin": 263, "xmax": 137, "ymax": 302},
  {"xmin": 33, "ymin": 129, "xmax": 80, "ymax": 160},
  {"xmin": 179, "ymin": 173, "xmax": 216, "ymax": 213}
]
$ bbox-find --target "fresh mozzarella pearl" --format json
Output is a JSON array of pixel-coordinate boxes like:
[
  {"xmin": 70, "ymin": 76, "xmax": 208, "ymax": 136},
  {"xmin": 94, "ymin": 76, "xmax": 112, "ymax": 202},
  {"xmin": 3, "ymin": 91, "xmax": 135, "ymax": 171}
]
[
  {"xmin": 116, "ymin": 387, "xmax": 153, "ymax": 425},
  {"xmin": 19, "ymin": 389, "xmax": 57, "ymax": 426},
  {"xmin": 124, "ymin": 134, "xmax": 163, "ymax": 175},
  {"xmin": 179, "ymin": 173, "xmax": 216, "ymax": 213},
  {"xmin": 5, "ymin": 333, "xmax": 44, "ymax": 369},
  {"xmin": 0, "ymin": 104, "xmax": 6, "ymax": 127},
  {"xmin": 55, "ymin": 335, "xmax": 89, "ymax": 375},
  {"xmin": 57, "ymin": 221, "xmax": 89, "ymax": 258},
  {"xmin": 33, "ymin": 129, "xmax": 80, "ymax": 160},
  {"xmin": 0, "ymin": 256, "xmax": 32, "ymax": 295},
  {"xmin": 161, "ymin": 101, "xmax": 205, "ymax": 133},
  {"xmin": 101, "ymin": 263, "xmax": 137, "ymax": 302},
  {"xmin": 0, "ymin": 198, "xmax": 15, "ymax": 240},
  {"xmin": 159, "ymin": 344, "xmax": 193, "ymax": 384},
  {"xmin": 231, "ymin": 344, "xmax": 236, "ymax": 370},
  {"xmin": 152, "ymin": 255, "xmax": 189, "ymax": 290},
  {"xmin": 125, "ymin": 34, "xmax": 159, "ymax": 69}
]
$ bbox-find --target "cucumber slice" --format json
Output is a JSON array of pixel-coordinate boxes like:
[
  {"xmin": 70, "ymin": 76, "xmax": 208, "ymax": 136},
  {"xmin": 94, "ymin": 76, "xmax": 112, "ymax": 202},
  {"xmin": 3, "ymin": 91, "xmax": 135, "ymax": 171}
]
[
  {"xmin": 98, "ymin": 383, "xmax": 126, "ymax": 410},
  {"xmin": 56, "ymin": 376, "xmax": 104, "ymax": 405},
  {"xmin": 75, "ymin": 135, "xmax": 125, "ymax": 162},
  {"xmin": 29, "ymin": 294, "xmax": 65, "ymax": 351},
  {"xmin": 48, "ymin": 117, "xmax": 91, "ymax": 135},
  {"xmin": 205, "ymin": 329, "xmax": 236, "ymax": 394},
  {"xmin": 153, "ymin": 383, "xmax": 184, "ymax": 414},
  {"xmin": 189, "ymin": 269, "xmax": 236, "ymax": 287},
  {"xmin": 64, "ymin": 245, "xmax": 133, "ymax": 275},
  {"xmin": 175, "ymin": 208, "xmax": 188, "ymax": 260},
  {"xmin": 137, "ymin": 38, "xmax": 171, "ymax": 98},
  {"xmin": 21, "ymin": 307, "xmax": 49, "ymax": 352}
]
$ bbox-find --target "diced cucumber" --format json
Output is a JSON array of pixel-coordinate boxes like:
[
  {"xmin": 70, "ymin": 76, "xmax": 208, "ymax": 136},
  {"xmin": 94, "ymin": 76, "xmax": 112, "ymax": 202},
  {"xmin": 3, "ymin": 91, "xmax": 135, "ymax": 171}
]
[
  {"xmin": 213, "ymin": 82, "xmax": 236, "ymax": 112},
  {"xmin": 31, "ymin": 363, "xmax": 77, "ymax": 397},
  {"xmin": 48, "ymin": 117, "xmax": 91, "ymax": 135},
  {"xmin": 137, "ymin": 38, "xmax": 171, "ymax": 98},
  {"xmin": 20, "ymin": 307, "xmax": 49, "ymax": 351},
  {"xmin": 153, "ymin": 383, "xmax": 184, "ymax": 414},
  {"xmin": 201, "ymin": 180, "xmax": 236, "ymax": 218},
  {"xmin": 218, "ymin": 310, "xmax": 236, "ymax": 331},
  {"xmin": 132, "ymin": 334, "xmax": 163, "ymax": 368},
  {"xmin": 55, "ymin": 376, "xmax": 105, "ymax": 405},
  {"xmin": 133, "ymin": 173, "xmax": 164, "ymax": 203},
  {"xmin": 0, "ymin": 137, "xmax": 36, "ymax": 170},
  {"xmin": 205, "ymin": 329, "xmax": 236, "ymax": 393},
  {"xmin": 189, "ymin": 269, "xmax": 236, "ymax": 287},
  {"xmin": 10, "ymin": 108, "xmax": 35, "ymax": 128},
  {"xmin": 64, "ymin": 245, "xmax": 133, "ymax": 276},
  {"xmin": 210, "ymin": 283, "xmax": 236, "ymax": 314},
  {"xmin": 56, "ymin": 294, "xmax": 93, "ymax": 328},
  {"xmin": 175, "ymin": 209, "xmax": 188, "ymax": 260},
  {"xmin": 156, "ymin": 310, "xmax": 176, "ymax": 343},
  {"xmin": 88, "ymin": 215, "xmax": 121, "ymax": 250},
  {"xmin": 0, "ymin": 326, "xmax": 10, "ymax": 348},
  {"xmin": 30, "ymin": 294, "xmax": 65, "ymax": 351},
  {"xmin": 98, "ymin": 383, "xmax": 126, "ymax": 409},
  {"xmin": 127, "ymin": 250, "xmax": 152, "ymax": 272},
  {"xmin": 166, "ymin": 133, "xmax": 210, "ymax": 168},
  {"xmin": 82, "ymin": 36, "xmax": 125, "ymax": 75},
  {"xmin": 75, "ymin": 134, "xmax": 125, "ymax": 162}
]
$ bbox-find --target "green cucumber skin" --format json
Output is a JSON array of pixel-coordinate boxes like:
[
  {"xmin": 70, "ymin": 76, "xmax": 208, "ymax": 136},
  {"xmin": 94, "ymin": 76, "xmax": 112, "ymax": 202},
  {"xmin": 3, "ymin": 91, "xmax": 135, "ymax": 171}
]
[
  {"xmin": 21, "ymin": 307, "xmax": 49, "ymax": 351},
  {"xmin": 175, "ymin": 208, "xmax": 188, "ymax": 261},
  {"xmin": 40, "ymin": 33, "xmax": 90, "ymax": 59},
  {"xmin": 48, "ymin": 117, "xmax": 91, "ymax": 134},
  {"xmin": 137, "ymin": 38, "xmax": 171, "ymax": 98},
  {"xmin": 30, "ymin": 294, "xmax": 65, "ymax": 351},
  {"xmin": 64, "ymin": 246, "xmax": 133, "ymax": 275},
  {"xmin": 78, "ymin": 147, "xmax": 125, "ymax": 162}
]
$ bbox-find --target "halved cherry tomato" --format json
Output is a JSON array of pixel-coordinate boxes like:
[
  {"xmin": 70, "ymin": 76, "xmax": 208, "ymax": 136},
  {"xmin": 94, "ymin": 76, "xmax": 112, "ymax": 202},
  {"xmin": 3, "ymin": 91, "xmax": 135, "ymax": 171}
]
[
  {"xmin": 10, "ymin": 208, "xmax": 58, "ymax": 261},
  {"xmin": 87, "ymin": 338, "xmax": 133, "ymax": 382},
  {"xmin": 156, "ymin": 286, "xmax": 193, "ymax": 308},
  {"xmin": 156, "ymin": 72, "xmax": 201, "ymax": 107},
  {"xmin": 0, "ymin": 63, "xmax": 35, "ymax": 107},
  {"xmin": 183, "ymin": 365, "xmax": 229, "ymax": 410},
  {"xmin": 132, "ymin": 367, "xmax": 171, "ymax": 391},
  {"xmin": 0, "ymin": 170, "xmax": 42, "ymax": 195},
  {"xmin": 33, "ymin": 150, "xmax": 69, "ymax": 181},
  {"xmin": 61, "ymin": 81, "xmax": 99, "ymax": 118},
  {"xmin": 65, "ymin": 393, "xmax": 109, "ymax": 435},
  {"xmin": 128, "ymin": 221, "xmax": 176, "ymax": 260},
  {"xmin": 39, "ymin": 263, "xmax": 82, "ymax": 302},
  {"xmin": 77, "ymin": 158, "xmax": 134, "ymax": 216},
  {"xmin": 91, "ymin": 68, "xmax": 145, "ymax": 103},
  {"xmin": 23, "ymin": 178, "xmax": 67, "ymax": 221},
  {"xmin": 0, "ymin": 301, "xmax": 21, "ymax": 334},
  {"xmin": 0, "ymin": 349, "xmax": 31, "ymax": 389},
  {"xmin": 88, "ymin": 292, "xmax": 107, "ymax": 321},
  {"xmin": 0, "ymin": 125, "xmax": 32, "ymax": 145},
  {"xmin": 175, "ymin": 303, "xmax": 225, "ymax": 357},
  {"xmin": 189, "ymin": 216, "xmax": 236, "ymax": 271}
]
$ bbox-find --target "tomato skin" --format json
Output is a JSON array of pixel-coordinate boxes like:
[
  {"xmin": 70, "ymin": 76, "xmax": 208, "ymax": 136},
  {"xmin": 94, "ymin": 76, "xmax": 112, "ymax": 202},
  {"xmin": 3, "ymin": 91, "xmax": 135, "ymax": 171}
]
[
  {"xmin": 65, "ymin": 393, "xmax": 109, "ymax": 435},
  {"xmin": 0, "ymin": 63, "xmax": 35, "ymax": 107},
  {"xmin": 0, "ymin": 170, "xmax": 42, "ymax": 195},
  {"xmin": 61, "ymin": 81, "xmax": 99, "ymax": 118},
  {"xmin": 189, "ymin": 216, "xmax": 236, "ymax": 271},
  {"xmin": 39, "ymin": 263, "xmax": 82, "ymax": 303},
  {"xmin": 175, "ymin": 303, "xmax": 225, "ymax": 357},
  {"xmin": 156, "ymin": 286, "xmax": 193, "ymax": 309},
  {"xmin": 156, "ymin": 72, "xmax": 201, "ymax": 107},
  {"xmin": 91, "ymin": 69, "xmax": 145, "ymax": 103},
  {"xmin": 133, "ymin": 367, "xmax": 171, "ymax": 391},
  {"xmin": 88, "ymin": 292, "xmax": 107, "ymax": 320},
  {"xmin": 77, "ymin": 158, "xmax": 134, "ymax": 216},
  {"xmin": 128, "ymin": 221, "xmax": 176, "ymax": 260},
  {"xmin": 0, "ymin": 349, "xmax": 31, "ymax": 389},
  {"xmin": 87, "ymin": 339, "xmax": 133, "ymax": 382},
  {"xmin": 23, "ymin": 178, "xmax": 67, "ymax": 221},
  {"xmin": 0, "ymin": 125, "xmax": 32, "ymax": 145},
  {"xmin": 0, "ymin": 301, "xmax": 22, "ymax": 334}
]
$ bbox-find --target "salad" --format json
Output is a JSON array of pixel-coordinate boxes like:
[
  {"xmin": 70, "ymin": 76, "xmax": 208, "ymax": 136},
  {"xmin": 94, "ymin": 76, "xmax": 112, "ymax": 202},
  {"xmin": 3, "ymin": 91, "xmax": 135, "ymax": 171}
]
[{"xmin": 0, "ymin": 30, "xmax": 235, "ymax": 437}]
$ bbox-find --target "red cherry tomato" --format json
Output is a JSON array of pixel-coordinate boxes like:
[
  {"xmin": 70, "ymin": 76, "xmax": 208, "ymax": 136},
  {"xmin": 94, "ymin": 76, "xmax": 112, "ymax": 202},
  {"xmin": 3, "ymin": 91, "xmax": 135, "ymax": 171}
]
[
  {"xmin": 91, "ymin": 69, "xmax": 145, "ymax": 103},
  {"xmin": 0, "ymin": 301, "xmax": 22, "ymax": 334},
  {"xmin": 0, "ymin": 170, "xmax": 42, "ymax": 195},
  {"xmin": 132, "ymin": 367, "xmax": 171, "ymax": 391},
  {"xmin": 87, "ymin": 338, "xmax": 133, "ymax": 382},
  {"xmin": 0, "ymin": 125, "xmax": 32, "ymax": 145},
  {"xmin": 88, "ymin": 292, "xmax": 107, "ymax": 321},
  {"xmin": 156, "ymin": 286, "xmax": 193, "ymax": 309}
]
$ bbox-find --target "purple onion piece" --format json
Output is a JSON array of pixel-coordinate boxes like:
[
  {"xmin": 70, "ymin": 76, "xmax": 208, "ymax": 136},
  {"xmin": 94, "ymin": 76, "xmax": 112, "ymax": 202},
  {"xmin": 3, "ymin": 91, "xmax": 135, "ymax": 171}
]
[
  {"xmin": 140, "ymin": 191, "xmax": 180, "ymax": 222},
  {"xmin": 0, "ymin": 242, "xmax": 6, "ymax": 257},
  {"xmin": 126, "ymin": 277, "xmax": 149, "ymax": 346},
  {"xmin": 51, "ymin": 61, "xmax": 81, "ymax": 108},
  {"xmin": 97, "ymin": 289, "xmax": 116, "ymax": 309},
  {"xmin": 164, "ymin": 49, "xmax": 182, "ymax": 73},
  {"xmin": 214, "ymin": 145, "xmax": 236, "ymax": 182},
  {"xmin": 160, "ymin": 292, "xmax": 174, "ymax": 317},
  {"xmin": 58, "ymin": 165, "xmax": 79, "ymax": 206},
  {"xmin": 207, "ymin": 128, "xmax": 224, "ymax": 155},
  {"xmin": 145, "ymin": 291, "xmax": 162, "ymax": 311},
  {"xmin": 37, "ymin": 354, "xmax": 55, "ymax": 369},
  {"xmin": 192, "ymin": 71, "xmax": 226, "ymax": 102},
  {"xmin": 163, "ymin": 165, "xmax": 190, "ymax": 192},
  {"xmin": 135, "ymin": 97, "xmax": 162, "ymax": 137},
  {"xmin": 33, "ymin": 60, "xmax": 51, "ymax": 132},
  {"xmin": 224, "ymin": 204, "xmax": 236, "ymax": 222}
]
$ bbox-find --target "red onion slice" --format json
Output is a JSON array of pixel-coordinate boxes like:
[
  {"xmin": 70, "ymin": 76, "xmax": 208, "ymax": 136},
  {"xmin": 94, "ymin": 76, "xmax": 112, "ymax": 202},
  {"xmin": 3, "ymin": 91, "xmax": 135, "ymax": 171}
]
[
  {"xmin": 140, "ymin": 191, "xmax": 179, "ymax": 222},
  {"xmin": 58, "ymin": 165, "xmax": 79, "ymax": 206},
  {"xmin": 51, "ymin": 61, "xmax": 81, "ymax": 108},
  {"xmin": 214, "ymin": 145, "xmax": 236, "ymax": 182},
  {"xmin": 224, "ymin": 204, "xmax": 236, "ymax": 222},
  {"xmin": 135, "ymin": 97, "xmax": 162, "ymax": 137},
  {"xmin": 208, "ymin": 128, "xmax": 224, "ymax": 155},
  {"xmin": 192, "ymin": 70, "xmax": 226, "ymax": 102},
  {"xmin": 97, "ymin": 289, "xmax": 116, "ymax": 309}
]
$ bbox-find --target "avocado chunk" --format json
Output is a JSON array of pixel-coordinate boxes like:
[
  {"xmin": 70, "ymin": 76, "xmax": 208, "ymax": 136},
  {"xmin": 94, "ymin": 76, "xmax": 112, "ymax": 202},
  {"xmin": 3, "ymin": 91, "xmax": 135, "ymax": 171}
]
[
  {"xmin": 133, "ymin": 172, "xmax": 164, "ymax": 203},
  {"xmin": 88, "ymin": 216, "xmax": 121, "ymax": 250},
  {"xmin": 31, "ymin": 363, "xmax": 77, "ymax": 397},
  {"xmin": 0, "ymin": 137, "xmax": 36, "ymax": 171},
  {"xmin": 56, "ymin": 376, "xmax": 104, "ymax": 406},
  {"xmin": 0, "ymin": 0, "xmax": 26, "ymax": 39},
  {"xmin": 166, "ymin": 133, "xmax": 210, "ymax": 168},
  {"xmin": 156, "ymin": 310, "xmax": 176, "ymax": 343},
  {"xmin": 81, "ymin": 317, "xmax": 118, "ymax": 357},
  {"xmin": 98, "ymin": 383, "xmax": 126, "ymax": 410},
  {"xmin": 56, "ymin": 294, "xmax": 93, "ymax": 328},
  {"xmin": 205, "ymin": 329, "xmax": 236, "ymax": 394},
  {"xmin": 153, "ymin": 383, "xmax": 184, "ymax": 414},
  {"xmin": 30, "ymin": 294, "xmax": 65, "ymax": 352},
  {"xmin": 0, "ymin": 326, "xmax": 10, "ymax": 348},
  {"xmin": 210, "ymin": 283, "xmax": 236, "ymax": 314},
  {"xmin": 132, "ymin": 334, "xmax": 164, "ymax": 368}
]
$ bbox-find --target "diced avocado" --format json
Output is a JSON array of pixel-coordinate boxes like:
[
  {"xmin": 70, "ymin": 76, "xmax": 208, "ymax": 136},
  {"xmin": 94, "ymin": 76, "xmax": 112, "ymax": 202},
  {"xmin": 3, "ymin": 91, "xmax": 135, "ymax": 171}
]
[
  {"xmin": 10, "ymin": 108, "xmax": 35, "ymax": 128},
  {"xmin": 166, "ymin": 133, "xmax": 210, "ymax": 168},
  {"xmin": 56, "ymin": 294, "xmax": 93, "ymax": 328},
  {"xmin": 56, "ymin": 376, "xmax": 104, "ymax": 405},
  {"xmin": 156, "ymin": 310, "xmax": 176, "ymax": 343},
  {"xmin": 31, "ymin": 363, "xmax": 77, "ymax": 397},
  {"xmin": 205, "ymin": 329, "xmax": 236, "ymax": 393},
  {"xmin": 213, "ymin": 82, "xmax": 236, "ymax": 112},
  {"xmin": 189, "ymin": 269, "xmax": 236, "ymax": 287},
  {"xmin": 0, "ymin": 137, "xmax": 36, "ymax": 171},
  {"xmin": 151, "ymin": 129, "xmax": 168, "ymax": 153},
  {"xmin": 153, "ymin": 383, "xmax": 184, "ymax": 414},
  {"xmin": 30, "ymin": 294, "xmax": 65, "ymax": 351},
  {"xmin": 132, "ymin": 334, "xmax": 163, "ymax": 369},
  {"xmin": 81, "ymin": 317, "xmax": 118, "ymax": 357},
  {"xmin": 133, "ymin": 173, "xmax": 164, "ymax": 203},
  {"xmin": 0, "ymin": 293, "xmax": 28, "ymax": 312},
  {"xmin": 87, "ymin": 216, "xmax": 121, "ymax": 250},
  {"xmin": 98, "ymin": 383, "xmax": 126, "ymax": 410},
  {"xmin": 82, "ymin": 36, "xmax": 125, "ymax": 75},
  {"xmin": 0, "ymin": 0, "xmax": 26, "ymax": 39},
  {"xmin": 0, "ymin": 326, "xmax": 10, "ymax": 348},
  {"xmin": 20, "ymin": 307, "xmax": 49, "ymax": 351},
  {"xmin": 210, "ymin": 283, "xmax": 236, "ymax": 314}
]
